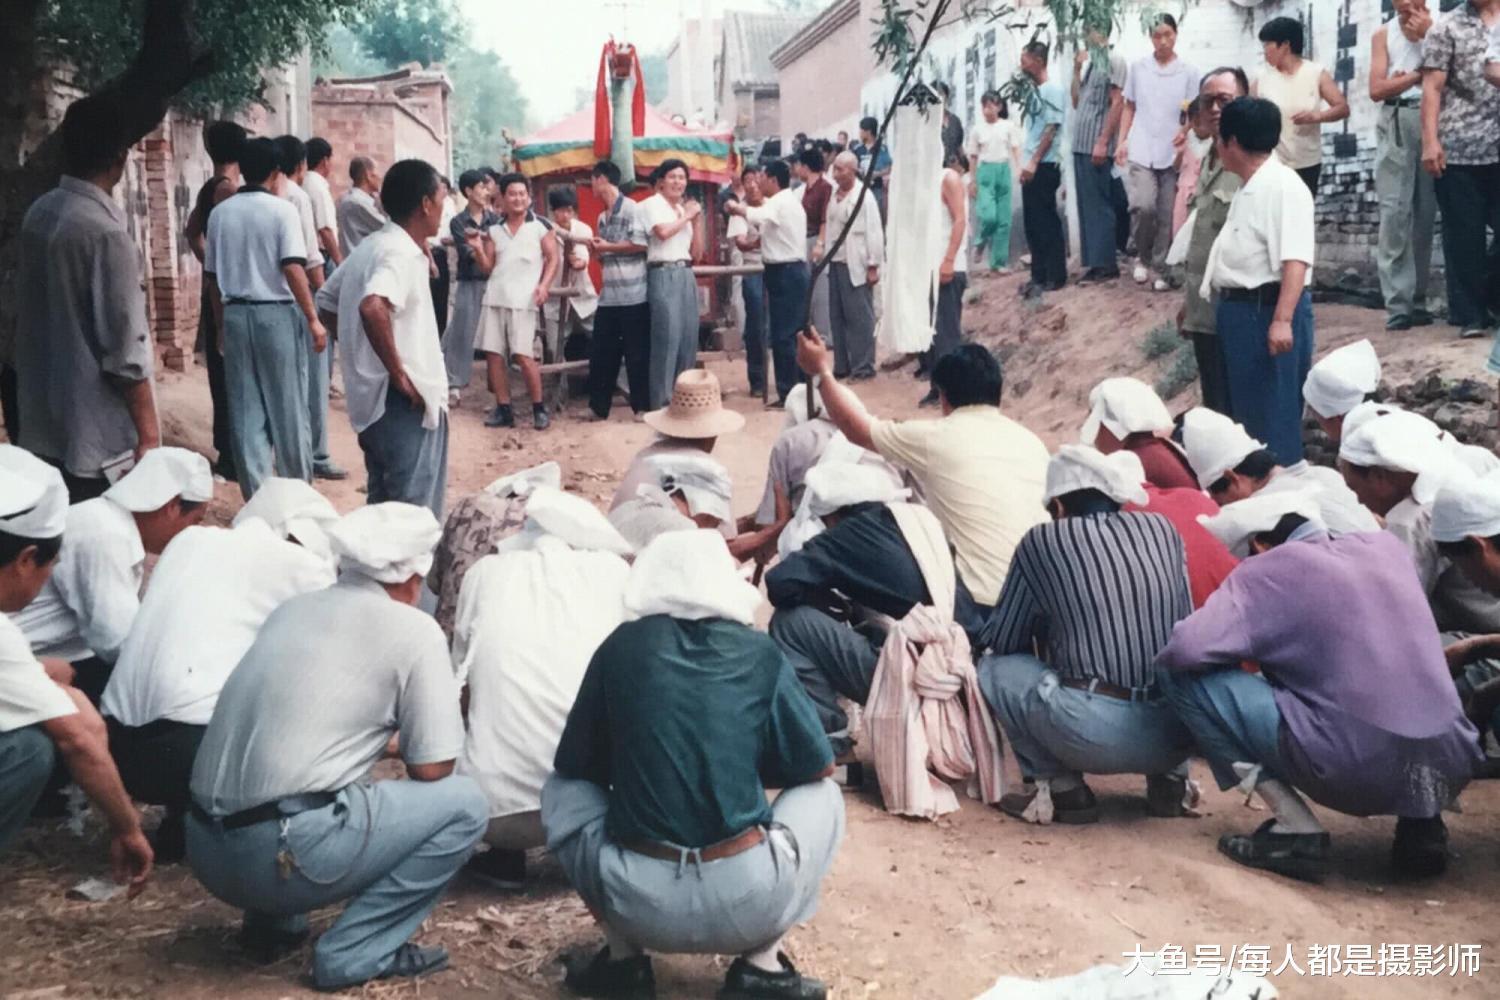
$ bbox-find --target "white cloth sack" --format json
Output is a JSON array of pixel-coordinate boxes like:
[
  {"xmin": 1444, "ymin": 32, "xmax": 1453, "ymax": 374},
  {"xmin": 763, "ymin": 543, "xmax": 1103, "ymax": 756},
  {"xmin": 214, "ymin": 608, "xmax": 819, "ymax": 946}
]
[
  {"xmin": 485, "ymin": 460, "xmax": 562, "ymax": 498},
  {"xmin": 498, "ymin": 486, "xmax": 632, "ymax": 557},
  {"xmin": 624, "ymin": 529, "xmax": 760, "ymax": 626},
  {"xmin": 879, "ymin": 104, "xmax": 945, "ymax": 355}
]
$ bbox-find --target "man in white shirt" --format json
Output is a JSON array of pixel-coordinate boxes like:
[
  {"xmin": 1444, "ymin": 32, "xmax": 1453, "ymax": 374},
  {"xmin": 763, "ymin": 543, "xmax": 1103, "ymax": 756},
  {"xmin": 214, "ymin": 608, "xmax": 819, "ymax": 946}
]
[
  {"xmin": 1201, "ymin": 96, "xmax": 1316, "ymax": 467},
  {"xmin": 316, "ymin": 160, "xmax": 452, "ymax": 519},
  {"xmin": 100, "ymin": 478, "xmax": 337, "ymax": 861},
  {"xmin": 205, "ymin": 136, "xmax": 327, "ymax": 500},
  {"xmin": 727, "ymin": 159, "xmax": 809, "ymax": 405},
  {"xmin": 726, "ymin": 165, "xmax": 768, "ymax": 395},
  {"xmin": 303, "ymin": 137, "xmax": 342, "ymax": 266},
  {"xmin": 0, "ymin": 446, "xmax": 153, "ymax": 889},
  {"xmin": 186, "ymin": 503, "xmax": 485, "ymax": 988},
  {"xmin": 641, "ymin": 160, "xmax": 703, "ymax": 410},
  {"xmin": 452, "ymin": 487, "xmax": 632, "ymax": 889},
  {"xmin": 11, "ymin": 447, "xmax": 211, "ymax": 705},
  {"xmin": 337, "ymin": 156, "xmax": 386, "ymax": 257},
  {"xmin": 815, "ymin": 151, "xmax": 884, "ymax": 381}
]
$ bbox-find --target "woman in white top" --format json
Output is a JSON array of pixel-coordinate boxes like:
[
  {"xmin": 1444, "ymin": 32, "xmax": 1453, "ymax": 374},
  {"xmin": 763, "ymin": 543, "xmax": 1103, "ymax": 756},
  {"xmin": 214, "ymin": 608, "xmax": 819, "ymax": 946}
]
[
  {"xmin": 1253, "ymin": 16, "xmax": 1349, "ymax": 195},
  {"xmin": 966, "ymin": 91, "xmax": 1021, "ymax": 272},
  {"xmin": 640, "ymin": 159, "xmax": 702, "ymax": 411},
  {"xmin": 1368, "ymin": 0, "xmax": 1437, "ymax": 330}
]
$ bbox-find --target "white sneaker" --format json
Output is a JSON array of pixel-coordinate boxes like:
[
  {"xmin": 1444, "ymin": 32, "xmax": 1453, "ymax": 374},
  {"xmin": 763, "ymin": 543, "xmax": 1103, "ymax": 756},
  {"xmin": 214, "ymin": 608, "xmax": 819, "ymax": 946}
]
[
  {"xmin": 448, "ymin": 389, "xmax": 461, "ymax": 406},
  {"xmin": 1153, "ymin": 278, "xmax": 1170, "ymax": 292},
  {"xmin": 1133, "ymin": 265, "xmax": 1149, "ymax": 284}
]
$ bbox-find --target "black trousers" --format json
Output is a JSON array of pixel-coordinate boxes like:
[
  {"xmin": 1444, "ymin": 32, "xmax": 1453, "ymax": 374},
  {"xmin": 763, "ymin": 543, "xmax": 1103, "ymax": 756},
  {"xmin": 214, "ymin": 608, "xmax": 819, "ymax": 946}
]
[
  {"xmin": 1, "ymin": 365, "xmax": 17, "ymax": 442},
  {"xmin": 1111, "ymin": 173, "xmax": 1131, "ymax": 253},
  {"xmin": 1434, "ymin": 163, "xmax": 1500, "ymax": 329},
  {"xmin": 38, "ymin": 458, "xmax": 108, "ymax": 505},
  {"xmin": 105, "ymin": 717, "xmax": 205, "ymax": 811},
  {"xmin": 589, "ymin": 302, "xmax": 651, "ymax": 417},
  {"xmin": 1022, "ymin": 163, "xmax": 1067, "ymax": 289},
  {"xmin": 1191, "ymin": 331, "xmax": 1232, "ymax": 415},
  {"xmin": 928, "ymin": 273, "xmax": 968, "ymax": 384},
  {"xmin": 430, "ymin": 248, "xmax": 450, "ymax": 336},
  {"xmin": 1295, "ymin": 164, "xmax": 1322, "ymax": 196}
]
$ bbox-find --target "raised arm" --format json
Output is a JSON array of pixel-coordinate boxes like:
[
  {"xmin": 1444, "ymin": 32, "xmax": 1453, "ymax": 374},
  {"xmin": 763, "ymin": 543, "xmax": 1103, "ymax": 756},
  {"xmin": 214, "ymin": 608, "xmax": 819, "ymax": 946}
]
[{"xmin": 796, "ymin": 330, "xmax": 874, "ymax": 450}]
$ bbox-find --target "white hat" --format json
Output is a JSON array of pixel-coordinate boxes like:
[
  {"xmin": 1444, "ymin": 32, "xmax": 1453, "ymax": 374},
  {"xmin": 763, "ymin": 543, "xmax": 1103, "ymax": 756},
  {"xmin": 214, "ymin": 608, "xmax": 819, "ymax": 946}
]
[
  {"xmin": 1432, "ymin": 471, "xmax": 1500, "ymax": 544},
  {"xmin": 518, "ymin": 486, "xmax": 632, "ymax": 555},
  {"xmin": 0, "ymin": 445, "xmax": 69, "ymax": 539},
  {"xmin": 104, "ymin": 448, "xmax": 213, "ymax": 512},
  {"xmin": 1338, "ymin": 409, "xmax": 1465, "ymax": 505},
  {"xmin": 1181, "ymin": 408, "xmax": 1265, "ymax": 489},
  {"xmin": 647, "ymin": 453, "xmax": 733, "ymax": 526},
  {"xmin": 624, "ymin": 529, "xmax": 761, "ymax": 626},
  {"xmin": 1303, "ymin": 340, "xmax": 1380, "ymax": 420},
  {"xmin": 1079, "ymin": 378, "xmax": 1173, "ymax": 446},
  {"xmin": 1199, "ymin": 490, "xmax": 1325, "ymax": 558},
  {"xmin": 642, "ymin": 370, "xmax": 745, "ymax": 439},
  {"xmin": 1044, "ymin": 445, "xmax": 1149, "ymax": 507},
  {"xmin": 484, "ymin": 460, "xmax": 562, "ymax": 498},
  {"xmin": 1341, "ymin": 400, "xmax": 1398, "ymax": 439},
  {"xmin": 804, "ymin": 463, "xmax": 911, "ymax": 518},
  {"xmin": 232, "ymin": 478, "xmax": 339, "ymax": 559},
  {"xmin": 326, "ymin": 502, "xmax": 442, "ymax": 583},
  {"xmin": 782, "ymin": 380, "xmax": 828, "ymax": 429}
]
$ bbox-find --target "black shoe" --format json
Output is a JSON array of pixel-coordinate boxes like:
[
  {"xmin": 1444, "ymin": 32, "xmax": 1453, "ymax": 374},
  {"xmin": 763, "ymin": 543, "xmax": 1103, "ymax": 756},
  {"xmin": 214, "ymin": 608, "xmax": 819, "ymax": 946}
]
[
  {"xmin": 1218, "ymin": 818, "xmax": 1330, "ymax": 883},
  {"xmin": 767, "ymin": 397, "xmax": 787, "ymax": 410},
  {"xmin": 212, "ymin": 460, "xmax": 238, "ymax": 483},
  {"xmin": 1077, "ymin": 268, "xmax": 1119, "ymax": 285},
  {"xmin": 238, "ymin": 921, "xmax": 310, "ymax": 965},
  {"xmin": 466, "ymin": 847, "xmax": 526, "ymax": 891},
  {"xmin": 1145, "ymin": 774, "xmax": 1188, "ymax": 818},
  {"xmin": 720, "ymin": 953, "xmax": 826, "ymax": 1000},
  {"xmin": 998, "ymin": 782, "xmax": 1099, "ymax": 824},
  {"xmin": 1392, "ymin": 816, "xmax": 1448, "ymax": 878},
  {"xmin": 1017, "ymin": 281, "xmax": 1040, "ymax": 298},
  {"xmin": 533, "ymin": 404, "xmax": 551, "ymax": 430},
  {"xmin": 1412, "ymin": 309, "xmax": 1435, "ymax": 327},
  {"xmin": 313, "ymin": 462, "xmax": 349, "ymax": 481},
  {"xmin": 563, "ymin": 946, "xmax": 656, "ymax": 998},
  {"xmin": 917, "ymin": 389, "xmax": 940, "ymax": 408},
  {"xmin": 1385, "ymin": 314, "xmax": 1414, "ymax": 331},
  {"xmin": 316, "ymin": 943, "xmax": 449, "ymax": 991},
  {"xmin": 484, "ymin": 404, "xmax": 515, "ymax": 428},
  {"xmin": 151, "ymin": 809, "xmax": 187, "ymax": 864}
]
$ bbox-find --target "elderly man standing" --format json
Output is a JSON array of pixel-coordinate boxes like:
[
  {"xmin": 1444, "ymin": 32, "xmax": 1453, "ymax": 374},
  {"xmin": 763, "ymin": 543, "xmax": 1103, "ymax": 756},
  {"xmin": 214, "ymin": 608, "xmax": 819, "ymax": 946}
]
[
  {"xmin": 799, "ymin": 335, "xmax": 1048, "ymax": 612},
  {"xmin": 978, "ymin": 446, "xmax": 1196, "ymax": 824},
  {"xmin": 1159, "ymin": 491, "xmax": 1482, "ymax": 881},
  {"xmin": 817, "ymin": 151, "xmax": 884, "ymax": 382},
  {"xmin": 0, "ymin": 447, "xmax": 153, "ymax": 893},
  {"xmin": 15, "ymin": 95, "xmax": 159, "ymax": 501},
  {"xmin": 337, "ymin": 156, "xmax": 386, "ymax": 257},
  {"xmin": 452, "ymin": 488, "xmax": 633, "ymax": 890},
  {"xmin": 1071, "ymin": 19, "xmax": 1128, "ymax": 283},
  {"xmin": 317, "ymin": 160, "xmax": 451, "ymax": 518},
  {"xmin": 11, "ymin": 448, "xmax": 211, "ymax": 706},
  {"xmin": 544, "ymin": 530, "xmax": 842, "ymax": 1000},
  {"xmin": 187, "ymin": 503, "xmax": 485, "ymax": 988}
]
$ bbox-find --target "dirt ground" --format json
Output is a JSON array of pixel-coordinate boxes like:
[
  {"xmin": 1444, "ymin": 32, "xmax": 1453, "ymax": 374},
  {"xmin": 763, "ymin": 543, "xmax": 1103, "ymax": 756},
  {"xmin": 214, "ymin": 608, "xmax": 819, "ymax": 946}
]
[{"xmin": 3, "ymin": 271, "xmax": 1498, "ymax": 999}]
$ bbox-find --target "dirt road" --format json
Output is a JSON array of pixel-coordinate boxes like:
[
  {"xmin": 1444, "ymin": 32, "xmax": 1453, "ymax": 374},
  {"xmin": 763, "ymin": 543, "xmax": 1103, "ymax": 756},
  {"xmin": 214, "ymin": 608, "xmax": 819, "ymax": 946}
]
[{"xmin": 3, "ymin": 273, "xmax": 1496, "ymax": 998}]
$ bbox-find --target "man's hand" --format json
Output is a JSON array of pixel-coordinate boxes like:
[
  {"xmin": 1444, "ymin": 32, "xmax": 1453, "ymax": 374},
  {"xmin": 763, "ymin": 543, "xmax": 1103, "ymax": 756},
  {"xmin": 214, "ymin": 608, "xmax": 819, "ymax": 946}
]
[
  {"xmin": 1290, "ymin": 110, "xmax": 1321, "ymax": 126},
  {"xmin": 463, "ymin": 230, "xmax": 484, "ymax": 253},
  {"xmin": 1267, "ymin": 319, "xmax": 1294, "ymax": 356},
  {"xmin": 309, "ymin": 318, "xmax": 329, "ymax": 354},
  {"xmin": 1020, "ymin": 163, "xmax": 1036, "ymax": 185},
  {"xmin": 796, "ymin": 328, "xmax": 832, "ymax": 377},
  {"xmin": 866, "ymin": 266, "xmax": 879, "ymax": 286},
  {"xmin": 392, "ymin": 368, "xmax": 422, "ymax": 408},
  {"xmin": 1114, "ymin": 145, "xmax": 1129, "ymax": 169},
  {"xmin": 1176, "ymin": 305, "xmax": 1189, "ymax": 337},
  {"xmin": 811, "ymin": 241, "xmax": 825, "ymax": 263},
  {"xmin": 684, "ymin": 200, "xmax": 702, "ymax": 221},
  {"xmin": 1091, "ymin": 139, "xmax": 1109, "ymax": 167},
  {"xmin": 725, "ymin": 200, "xmax": 746, "ymax": 217},
  {"xmin": 939, "ymin": 257, "xmax": 955, "ymax": 284},
  {"xmin": 132, "ymin": 433, "xmax": 160, "ymax": 463},
  {"xmin": 110, "ymin": 827, "xmax": 154, "ymax": 897},
  {"xmin": 1422, "ymin": 141, "xmax": 1446, "ymax": 178},
  {"xmin": 532, "ymin": 284, "xmax": 548, "ymax": 308},
  {"xmin": 1075, "ymin": 47, "xmax": 1088, "ymax": 71}
]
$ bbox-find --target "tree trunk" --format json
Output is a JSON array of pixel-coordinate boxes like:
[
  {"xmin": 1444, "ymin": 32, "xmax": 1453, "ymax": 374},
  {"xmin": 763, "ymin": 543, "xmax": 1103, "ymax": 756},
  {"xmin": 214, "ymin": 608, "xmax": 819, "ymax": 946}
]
[{"xmin": 0, "ymin": 0, "xmax": 214, "ymax": 342}]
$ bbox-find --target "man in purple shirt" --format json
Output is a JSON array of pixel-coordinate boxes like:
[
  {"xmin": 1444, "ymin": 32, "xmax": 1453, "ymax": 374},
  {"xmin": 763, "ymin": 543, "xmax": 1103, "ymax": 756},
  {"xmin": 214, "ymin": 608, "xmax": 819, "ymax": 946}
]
[{"xmin": 1156, "ymin": 491, "xmax": 1481, "ymax": 883}]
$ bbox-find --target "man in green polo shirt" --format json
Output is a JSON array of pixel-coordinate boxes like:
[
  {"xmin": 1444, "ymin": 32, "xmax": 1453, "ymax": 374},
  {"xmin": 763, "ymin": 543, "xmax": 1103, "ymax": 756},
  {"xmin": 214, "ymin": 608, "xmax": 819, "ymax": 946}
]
[{"xmin": 543, "ymin": 529, "xmax": 842, "ymax": 1000}]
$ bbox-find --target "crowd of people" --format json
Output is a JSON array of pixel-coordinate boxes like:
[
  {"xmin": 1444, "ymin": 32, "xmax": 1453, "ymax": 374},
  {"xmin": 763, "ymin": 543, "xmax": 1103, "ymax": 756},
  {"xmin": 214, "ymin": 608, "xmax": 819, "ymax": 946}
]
[{"xmin": 1, "ymin": 5, "xmax": 1500, "ymax": 999}]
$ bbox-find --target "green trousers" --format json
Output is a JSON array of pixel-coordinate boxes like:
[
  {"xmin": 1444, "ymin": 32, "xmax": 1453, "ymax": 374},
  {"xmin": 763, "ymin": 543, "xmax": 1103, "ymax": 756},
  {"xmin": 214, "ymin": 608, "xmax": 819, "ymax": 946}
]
[{"xmin": 974, "ymin": 161, "xmax": 1013, "ymax": 269}]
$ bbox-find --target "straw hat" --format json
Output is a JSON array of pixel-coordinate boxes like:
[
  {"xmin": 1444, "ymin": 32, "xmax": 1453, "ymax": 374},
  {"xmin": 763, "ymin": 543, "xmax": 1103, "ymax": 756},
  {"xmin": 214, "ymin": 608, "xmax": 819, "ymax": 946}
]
[{"xmin": 642, "ymin": 370, "xmax": 746, "ymax": 439}]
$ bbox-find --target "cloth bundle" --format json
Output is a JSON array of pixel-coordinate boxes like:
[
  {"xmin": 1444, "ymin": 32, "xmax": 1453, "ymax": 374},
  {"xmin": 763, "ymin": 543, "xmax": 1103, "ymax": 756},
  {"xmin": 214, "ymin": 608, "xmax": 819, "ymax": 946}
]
[
  {"xmin": 878, "ymin": 104, "xmax": 945, "ymax": 355},
  {"xmin": 624, "ymin": 529, "xmax": 761, "ymax": 626}
]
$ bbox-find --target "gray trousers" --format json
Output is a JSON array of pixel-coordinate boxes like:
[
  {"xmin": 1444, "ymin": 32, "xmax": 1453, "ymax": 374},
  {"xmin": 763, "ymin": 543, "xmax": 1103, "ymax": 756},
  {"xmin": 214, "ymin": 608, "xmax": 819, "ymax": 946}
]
[
  {"xmin": 357, "ymin": 387, "xmax": 449, "ymax": 519},
  {"xmin": 224, "ymin": 301, "xmax": 312, "ymax": 500},
  {"xmin": 769, "ymin": 606, "xmax": 880, "ymax": 741},
  {"xmin": 0, "ymin": 725, "xmax": 54, "ymax": 857},
  {"xmin": 444, "ymin": 280, "xmax": 486, "ymax": 389},
  {"xmin": 1126, "ymin": 163, "xmax": 1179, "ymax": 271},
  {"xmin": 302, "ymin": 318, "xmax": 332, "ymax": 469},
  {"xmin": 647, "ymin": 264, "xmax": 698, "ymax": 411},
  {"xmin": 806, "ymin": 237, "xmax": 831, "ymax": 344},
  {"xmin": 542, "ymin": 773, "xmax": 845, "ymax": 957},
  {"xmin": 828, "ymin": 262, "xmax": 876, "ymax": 379},
  {"xmin": 978, "ymin": 653, "xmax": 1191, "ymax": 783},
  {"xmin": 1375, "ymin": 104, "xmax": 1437, "ymax": 321},
  {"xmin": 186, "ymin": 778, "xmax": 487, "ymax": 990}
]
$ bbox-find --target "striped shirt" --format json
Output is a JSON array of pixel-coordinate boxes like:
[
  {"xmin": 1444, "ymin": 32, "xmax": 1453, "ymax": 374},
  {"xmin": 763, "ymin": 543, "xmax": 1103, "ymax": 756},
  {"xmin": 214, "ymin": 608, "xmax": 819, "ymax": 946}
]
[
  {"xmin": 595, "ymin": 194, "xmax": 649, "ymax": 307},
  {"xmin": 1073, "ymin": 49, "xmax": 1128, "ymax": 157},
  {"xmin": 980, "ymin": 511, "xmax": 1191, "ymax": 689}
]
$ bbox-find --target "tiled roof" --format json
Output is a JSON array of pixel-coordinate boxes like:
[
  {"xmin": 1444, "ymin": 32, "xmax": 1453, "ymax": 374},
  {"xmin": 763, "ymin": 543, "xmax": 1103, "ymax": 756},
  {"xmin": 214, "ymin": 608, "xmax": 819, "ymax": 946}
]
[{"xmin": 723, "ymin": 10, "xmax": 807, "ymax": 89}]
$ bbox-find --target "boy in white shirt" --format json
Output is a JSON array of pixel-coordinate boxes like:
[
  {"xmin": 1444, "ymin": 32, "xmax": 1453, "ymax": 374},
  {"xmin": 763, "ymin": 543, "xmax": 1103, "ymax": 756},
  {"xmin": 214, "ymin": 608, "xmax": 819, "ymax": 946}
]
[{"xmin": 542, "ymin": 187, "xmax": 599, "ymax": 366}]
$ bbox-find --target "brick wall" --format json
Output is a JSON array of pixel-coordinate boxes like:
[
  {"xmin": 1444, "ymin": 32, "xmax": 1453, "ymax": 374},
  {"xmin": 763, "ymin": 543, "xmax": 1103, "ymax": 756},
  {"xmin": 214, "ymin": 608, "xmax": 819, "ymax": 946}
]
[
  {"xmin": 774, "ymin": 0, "xmax": 870, "ymax": 139},
  {"xmin": 312, "ymin": 72, "xmax": 452, "ymax": 198}
]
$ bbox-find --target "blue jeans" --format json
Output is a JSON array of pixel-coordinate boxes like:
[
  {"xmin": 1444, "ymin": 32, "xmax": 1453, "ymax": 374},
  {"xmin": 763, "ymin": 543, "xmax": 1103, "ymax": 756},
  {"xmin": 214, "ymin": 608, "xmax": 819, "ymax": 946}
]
[
  {"xmin": 1155, "ymin": 666, "xmax": 1288, "ymax": 792},
  {"xmin": 977, "ymin": 653, "xmax": 1191, "ymax": 782},
  {"xmin": 186, "ymin": 778, "xmax": 487, "ymax": 989},
  {"xmin": 763, "ymin": 261, "xmax": 810, "ymax": 401},
  {"xmin": 0, "ymin": 726, "xmax": 55, "ymax": 857},
  {"xmin": 741, "ymin": 271, "xmax": 768, "ymax": 393},
  {"xmin": 1074, "ymin": 153, "xmax": 1117, "ymax": 272},
  {"xmin": 357, "ymin": 387, "xmax": 449, "ymax": 520},
  {"xmin": 1217, "ymin": 290, "xmax": 1314, "ymax": 466},
  {"xmin": 223, "ymin": 301, "xmax": 312, "ymax": 500}
]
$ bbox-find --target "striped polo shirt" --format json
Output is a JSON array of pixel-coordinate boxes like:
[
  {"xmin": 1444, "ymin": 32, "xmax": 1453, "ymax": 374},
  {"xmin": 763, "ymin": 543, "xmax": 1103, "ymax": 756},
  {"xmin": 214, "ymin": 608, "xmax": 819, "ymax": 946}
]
[
  {"xmin": 595, "ymin": 194, "xmax": 649, "ymax": 307},
  {"xmin": 981, "ymin": 511, "xmax": 1191, "ymax": 689}
]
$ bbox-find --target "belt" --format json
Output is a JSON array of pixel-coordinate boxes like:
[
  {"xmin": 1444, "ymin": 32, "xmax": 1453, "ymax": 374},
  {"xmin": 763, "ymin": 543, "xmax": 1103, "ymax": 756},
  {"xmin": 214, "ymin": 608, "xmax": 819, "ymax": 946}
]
[
  {"xmin": 190, "ymin": 792, "xmax": 337, "ymax": 831},
  {"xmin": 1383, "ymin": 97, "xmax": 1420, "ymax": 109},
  {"xmin": 224, "ymin": 298, "xmax": 294, "ymax": 306},
  {"xmin": 1219, "ymin": 282, "xmax": 1282, "ymax": 305},
  {"xmin": 1058, "ymin": 676, "xmax": 1162, "ymax": 703},
  {"xmin": 623, "ymin": 825, "xmax": 765, "ymax": 864},
  {"xmin": 647, "ymin": 260, "xmax": 689, "ymax": 269},
  {"xmin": 762, "ymin": 259, "xmax": 804, "ymax": 267}
]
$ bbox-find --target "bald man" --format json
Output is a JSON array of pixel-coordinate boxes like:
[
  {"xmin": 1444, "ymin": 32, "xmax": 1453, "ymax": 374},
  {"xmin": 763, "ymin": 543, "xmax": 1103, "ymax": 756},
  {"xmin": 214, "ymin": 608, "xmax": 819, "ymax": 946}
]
[
  {"xmin": 337, "ymin": 156, "xmax": 386, "ymax": 257},
  {"xmin": 816, "ymin": 151, "xmax": 885, "ymax": 380}
]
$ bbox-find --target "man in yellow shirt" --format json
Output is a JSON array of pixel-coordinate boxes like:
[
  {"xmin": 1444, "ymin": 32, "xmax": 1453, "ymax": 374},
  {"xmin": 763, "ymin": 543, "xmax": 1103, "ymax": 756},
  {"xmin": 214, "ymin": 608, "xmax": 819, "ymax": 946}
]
[{"xmin": 795, "ymin": 332, "xmax": 1049, "ymax": 606}]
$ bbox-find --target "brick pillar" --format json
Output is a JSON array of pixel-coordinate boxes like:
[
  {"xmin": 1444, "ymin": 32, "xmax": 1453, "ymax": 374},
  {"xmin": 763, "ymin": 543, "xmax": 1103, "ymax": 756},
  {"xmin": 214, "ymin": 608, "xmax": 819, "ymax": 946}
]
[{"xmin": 142, "ymin": 122, "xmax": 188, "ymax": 371}]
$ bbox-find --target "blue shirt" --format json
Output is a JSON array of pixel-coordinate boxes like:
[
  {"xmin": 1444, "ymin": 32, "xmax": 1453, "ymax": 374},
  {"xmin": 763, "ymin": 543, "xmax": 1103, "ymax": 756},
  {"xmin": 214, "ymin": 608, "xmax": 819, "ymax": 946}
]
[{"xmin": 1023, "ymin": 80, "xmax": 1067, "ymax": 164}]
